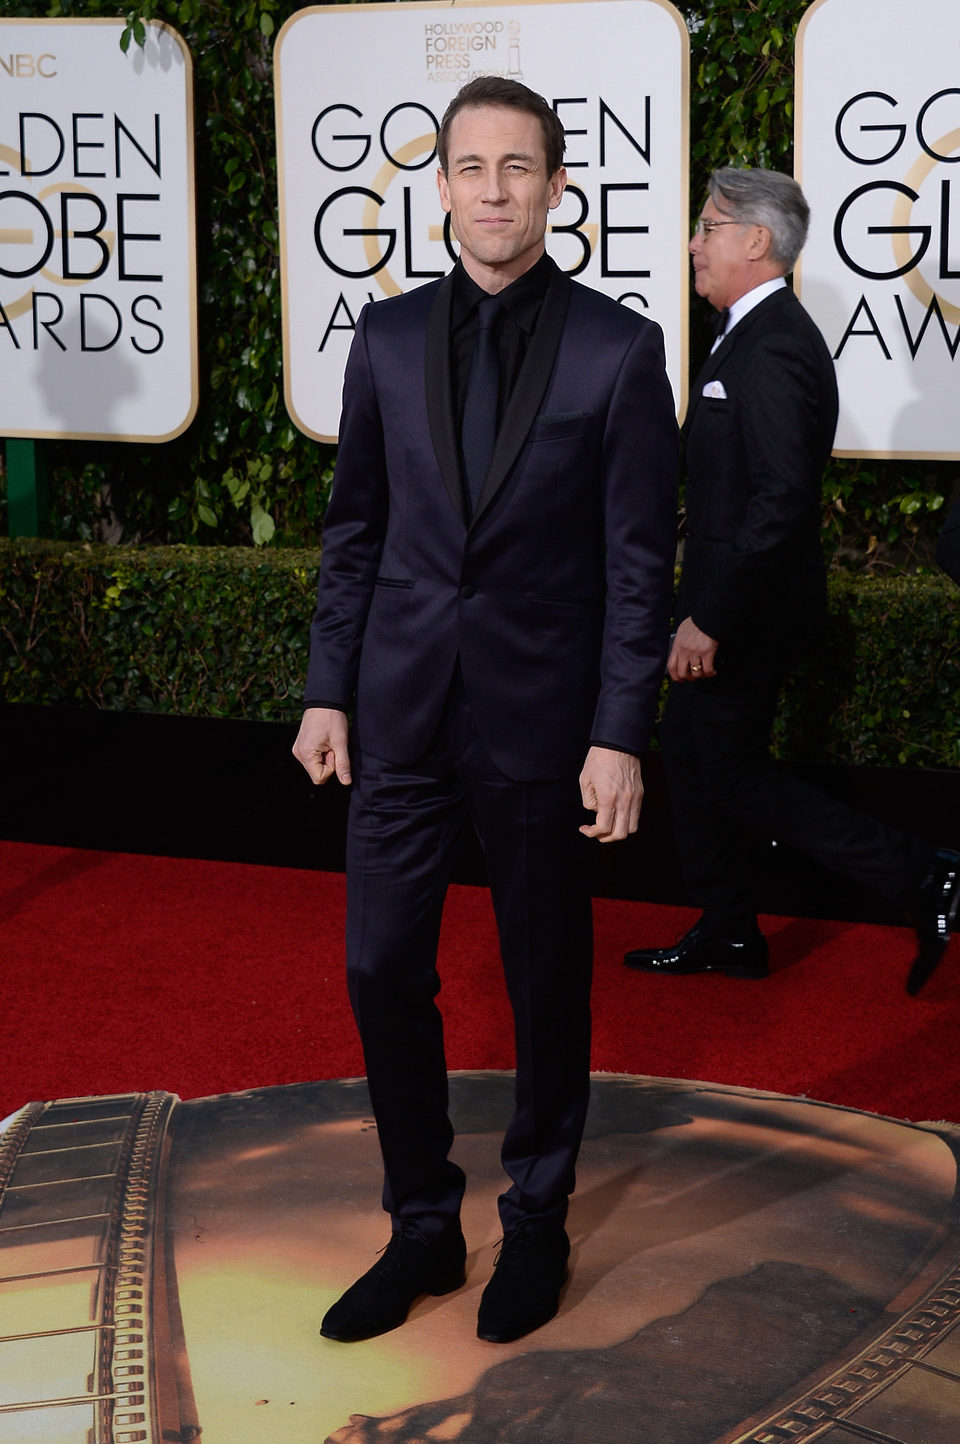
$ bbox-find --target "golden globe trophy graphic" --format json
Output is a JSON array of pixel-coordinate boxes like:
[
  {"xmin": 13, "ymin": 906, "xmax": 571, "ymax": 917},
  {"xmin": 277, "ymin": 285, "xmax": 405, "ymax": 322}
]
[{"xmin": 507, "ymin": 22, "xmax": 524, "ymax": 79}]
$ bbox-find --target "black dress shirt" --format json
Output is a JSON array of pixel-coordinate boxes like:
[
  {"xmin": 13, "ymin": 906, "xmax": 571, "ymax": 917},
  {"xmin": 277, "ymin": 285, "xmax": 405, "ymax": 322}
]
[{"xmin": 449, "ymin": 251, "xmax": 553, "ymax": 436}]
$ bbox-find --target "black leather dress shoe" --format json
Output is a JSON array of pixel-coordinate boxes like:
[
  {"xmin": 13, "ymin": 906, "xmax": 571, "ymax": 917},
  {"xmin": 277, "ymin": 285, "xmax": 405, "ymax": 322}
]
[
  {"xmin": 477, "ymin": 1221, "xmax": 570, "ymax": 1343},
  {"xmin": 623, "ymin": 921, "xmax": 769, "ymax": 978},
  {"xmin": 320, "ymin": 1222, "xmax": 466, "ymax": 1342},
  {"xmin": 906, "ymin": 849, "xmax": 960, "ymax": 996}
]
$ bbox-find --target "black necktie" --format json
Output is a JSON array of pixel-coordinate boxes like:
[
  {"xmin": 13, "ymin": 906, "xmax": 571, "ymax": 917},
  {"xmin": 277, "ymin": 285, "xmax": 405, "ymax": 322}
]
[
  {"xmin": 461, "ymin": 294, "xmax": 501, "ymax": 516},
  {"xmin": 714, "ymin": 307, "xmax": 730, "ymax": 340}
]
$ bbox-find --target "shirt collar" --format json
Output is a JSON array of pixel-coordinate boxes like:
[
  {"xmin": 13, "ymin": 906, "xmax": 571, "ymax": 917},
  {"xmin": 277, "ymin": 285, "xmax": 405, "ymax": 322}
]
[
  {"xmin": 451, "ymin": 251, "xmax": 554, "ymax": 333},
  {"xmin": 726, "ymin": 276, "xmax": 787, "ymax": 334}
]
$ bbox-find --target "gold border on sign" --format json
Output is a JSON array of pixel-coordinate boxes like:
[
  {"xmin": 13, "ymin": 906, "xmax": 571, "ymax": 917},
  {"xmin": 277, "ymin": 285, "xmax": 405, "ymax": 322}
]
[
  {"xmin": 275, "ymin": 0, "xmax": 690, "ymax": 444},
  {"xmin": 0, "ymin": 17, "xmax": 199, "ymax": 444}
]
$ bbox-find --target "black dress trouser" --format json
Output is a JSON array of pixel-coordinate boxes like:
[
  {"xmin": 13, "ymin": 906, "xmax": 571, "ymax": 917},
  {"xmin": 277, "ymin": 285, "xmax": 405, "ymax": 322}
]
[
  {"xmin": 661, "ymin": 661, "xmax": 933, "ymax": 927},
  {"xmin": 344, "ymin": 669, "xmax": 594, "ymax": 1238}
]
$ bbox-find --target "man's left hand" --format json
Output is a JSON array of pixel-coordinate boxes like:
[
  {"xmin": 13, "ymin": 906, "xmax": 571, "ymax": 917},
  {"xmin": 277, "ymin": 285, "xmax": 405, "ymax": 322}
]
[
  {"xmin": 668, "ymin": 616, "xmax": 719, "ymax": 682},
  {"xmin": 579, "ymin": 746, "xmax": 644, "ymax": 843}
]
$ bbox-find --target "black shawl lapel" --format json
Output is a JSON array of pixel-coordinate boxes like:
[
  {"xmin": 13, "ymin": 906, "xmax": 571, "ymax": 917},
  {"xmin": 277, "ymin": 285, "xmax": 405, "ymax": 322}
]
[
  {"xmin": 686, "ymin": 345, "xmax": 721, "ymax": 432},
  {"xmin": 425, "ymin": 269, "xmax": 467, "ymax": 523},
  {"xmin": 472, "ymin": 263, "xmax": 572, "ymax": 527}
]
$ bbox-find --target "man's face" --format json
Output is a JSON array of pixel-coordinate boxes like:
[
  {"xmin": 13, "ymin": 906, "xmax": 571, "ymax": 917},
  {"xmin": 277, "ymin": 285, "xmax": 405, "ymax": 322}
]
[
  {"xmin": 688, "ymin": 196, "xmax": 760, "ymax": 311},
  {"xmin": 437, "ymin": 104, "xmax": 566, "ymax": 290}
]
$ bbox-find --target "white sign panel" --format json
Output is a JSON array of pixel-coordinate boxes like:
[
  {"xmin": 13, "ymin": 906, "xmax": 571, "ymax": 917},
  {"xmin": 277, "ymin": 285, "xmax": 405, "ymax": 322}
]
[
  {"xmin": 797, "ymin": 0, "xmax": 960, "ymax": 458},
  {"xmin": 276, "ymin": 0, "xmax": 688, "ymax": 442},
  {"xmin": 0, "ymin": 20, "xmax": 197, "ymax": 442}
]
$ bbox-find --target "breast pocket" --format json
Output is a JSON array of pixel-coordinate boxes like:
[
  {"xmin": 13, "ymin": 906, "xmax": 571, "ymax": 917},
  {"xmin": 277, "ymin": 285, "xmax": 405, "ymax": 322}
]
[{"xmin": 527, "ymin": 411, "xmax": 592, "ymax": 443}]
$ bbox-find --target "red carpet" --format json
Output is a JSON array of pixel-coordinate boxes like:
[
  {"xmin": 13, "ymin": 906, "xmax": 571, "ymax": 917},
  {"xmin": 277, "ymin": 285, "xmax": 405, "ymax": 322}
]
[{"xmin": 3, "ymin": 839, "xmax": 960, "ymax": 1123}]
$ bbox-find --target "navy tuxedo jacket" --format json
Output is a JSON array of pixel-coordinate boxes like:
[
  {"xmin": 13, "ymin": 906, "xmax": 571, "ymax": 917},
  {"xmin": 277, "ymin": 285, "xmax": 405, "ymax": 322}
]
[
  {"xmin": 680, "ymin": 286, "xmax": 838, "ymax": 663},
  {"xmin": 304, "ymin": 261, "xmax": 679, "ymax": 782}
]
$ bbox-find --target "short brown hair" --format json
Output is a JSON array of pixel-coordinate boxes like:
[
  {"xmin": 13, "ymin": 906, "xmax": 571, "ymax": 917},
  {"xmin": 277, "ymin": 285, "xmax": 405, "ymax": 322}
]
[{"xmin": 437, "ymin": 77, "xmax": 566, "ymax": 177}]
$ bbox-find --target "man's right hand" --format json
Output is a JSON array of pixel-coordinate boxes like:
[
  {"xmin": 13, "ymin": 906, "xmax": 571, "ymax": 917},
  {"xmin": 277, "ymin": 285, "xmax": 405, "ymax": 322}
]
[{"xmin": 292, "ymin": 707, "xmax": 352, "ymax": 786}]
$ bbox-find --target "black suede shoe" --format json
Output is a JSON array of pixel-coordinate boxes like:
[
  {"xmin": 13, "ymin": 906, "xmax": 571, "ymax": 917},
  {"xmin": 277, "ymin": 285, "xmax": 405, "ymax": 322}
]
[
  {"xmin": 476, "ymin": 1221, "xmax": 570, "ymax": 1343},
  {"xmin": 320, "ymin": 1222, "xmax": 466, "ymax": 1342},
  {"xmin": 906, "ymin": 849, "xmax": 960, "ymax": 996},
  {"xmin": 623, "ymin": 921, "xmax": 769, "ymax": 978}
]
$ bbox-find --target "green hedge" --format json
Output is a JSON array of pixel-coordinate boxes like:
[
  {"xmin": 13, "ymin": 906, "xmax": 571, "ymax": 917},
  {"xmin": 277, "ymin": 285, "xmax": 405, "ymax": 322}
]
[
  {"xmin": 0, "ymin": 539, "xmax": 319, "ymax": 722},
  {"xmin": 3, "ymin": 540, "xmax": 958, "ymax": 767},
  {"xmin": 774, "ymin": 574, "xmax": 960, "ymax": 770}
]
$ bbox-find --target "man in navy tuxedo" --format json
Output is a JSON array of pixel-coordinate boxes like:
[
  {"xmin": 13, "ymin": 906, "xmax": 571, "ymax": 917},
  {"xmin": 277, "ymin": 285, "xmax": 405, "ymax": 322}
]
[
  {"xmin": 292, "ymin": 77, "xmax": 678, "ymax": 1344},
  {"xmin": 624, "ymin": 167, "xmax": 960, "ymax": 994}
]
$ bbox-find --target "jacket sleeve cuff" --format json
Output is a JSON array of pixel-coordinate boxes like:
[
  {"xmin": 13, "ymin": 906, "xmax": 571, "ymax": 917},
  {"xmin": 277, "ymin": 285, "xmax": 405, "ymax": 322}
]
[{"xmin": 588, "ymin": 739, "xmax": 641, "ymax": 756}]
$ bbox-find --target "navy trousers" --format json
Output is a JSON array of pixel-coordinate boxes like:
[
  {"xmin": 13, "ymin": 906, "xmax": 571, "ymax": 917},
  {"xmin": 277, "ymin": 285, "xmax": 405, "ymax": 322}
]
[{"xmin": 344, "ymin": 672, "xmax": 594, "ymax": 1237}]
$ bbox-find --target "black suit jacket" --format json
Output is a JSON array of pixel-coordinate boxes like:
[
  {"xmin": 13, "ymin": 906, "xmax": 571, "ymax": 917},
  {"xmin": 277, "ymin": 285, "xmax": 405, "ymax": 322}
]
[
  {"xmin": 679, "ymin": 286, "xmax": 838, "ymax": 663},
  {"xmin": 304, "ymin": 260, "xmax": 679, "ymax": 782},
  {"xmin": 936, "ymin": 497, "xmax": 960, "ymax": 586}
]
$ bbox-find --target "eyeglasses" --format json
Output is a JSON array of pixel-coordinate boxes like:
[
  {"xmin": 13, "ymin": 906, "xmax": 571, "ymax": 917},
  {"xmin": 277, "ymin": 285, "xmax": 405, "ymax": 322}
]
[{"xmin": 692, "ymin": 218, "xmax": 741, "ymax": 238}]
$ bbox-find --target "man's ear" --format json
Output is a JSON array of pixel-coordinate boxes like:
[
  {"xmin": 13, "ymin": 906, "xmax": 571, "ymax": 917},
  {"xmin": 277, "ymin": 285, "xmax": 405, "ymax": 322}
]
[
  {"xmin": 437, "ymin": 165, "xmax": 452, "ymax": 214},
  {"xmin": 547, "ymin": 167, "xmax": 568, "ymax": 211},
  {"xmin": 749, "ymin": 224, "xmax": 773, "ymax": 260}
]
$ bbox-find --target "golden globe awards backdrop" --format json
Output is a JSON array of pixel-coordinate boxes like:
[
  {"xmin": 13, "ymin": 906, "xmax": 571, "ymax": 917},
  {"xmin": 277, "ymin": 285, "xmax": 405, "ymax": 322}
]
[
  {"xmin": 275, "ymin": 0, "xmax": 689, "ymax": 443},
  {"xmin": 0, "ymin": 20, "xmax": 197, "ymax": 442},
  {"xmin": 796, "ymin": 0, "xmax": 960, "ymax": 458}
]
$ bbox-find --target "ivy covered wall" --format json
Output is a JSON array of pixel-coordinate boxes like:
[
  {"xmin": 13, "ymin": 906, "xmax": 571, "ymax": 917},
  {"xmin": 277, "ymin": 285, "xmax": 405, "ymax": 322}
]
[{"xmin": 1, "ymin": 0, "xmax": 956, "ymax": 564}]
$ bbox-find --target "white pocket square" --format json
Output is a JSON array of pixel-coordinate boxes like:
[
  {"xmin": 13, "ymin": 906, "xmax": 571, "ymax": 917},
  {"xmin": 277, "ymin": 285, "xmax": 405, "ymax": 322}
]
[{"xmin": 702, "ymin": 380, "xmax": 727, "ymax": 399}]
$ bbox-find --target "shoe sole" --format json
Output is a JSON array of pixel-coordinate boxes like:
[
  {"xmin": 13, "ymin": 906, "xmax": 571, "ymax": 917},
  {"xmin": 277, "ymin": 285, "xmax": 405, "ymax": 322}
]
[
  {"xmin": 906, "ymin": 870, "xmax": 960, "ymax": 996},
  {"xmin": 477, "ymin": 1305, "xmax": 559, "ymax": 1344},
  {"xmin": 624, "ymin": 960, "xmax": 768, "ymax": 979}
]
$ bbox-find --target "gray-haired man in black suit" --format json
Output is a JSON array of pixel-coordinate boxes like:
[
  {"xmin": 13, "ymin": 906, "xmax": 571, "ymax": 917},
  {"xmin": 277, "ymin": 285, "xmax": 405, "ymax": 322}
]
[{"xmin": 624, "ymin": 167, "xmax": 960, "ymax": 995}]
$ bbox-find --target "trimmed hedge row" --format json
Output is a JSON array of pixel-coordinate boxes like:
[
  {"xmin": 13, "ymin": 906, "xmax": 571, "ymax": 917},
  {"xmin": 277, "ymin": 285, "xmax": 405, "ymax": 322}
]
[
  {"xmin": 774, "ymin": 573, "xmax": 960, "ymax": 770},
  {"xmin": 2, "ymin": 540, "xmax": 958, "ymax": 768},
  {"xmin": 0, "ymin": 540, "xmax": 318, "ymax": 723}
]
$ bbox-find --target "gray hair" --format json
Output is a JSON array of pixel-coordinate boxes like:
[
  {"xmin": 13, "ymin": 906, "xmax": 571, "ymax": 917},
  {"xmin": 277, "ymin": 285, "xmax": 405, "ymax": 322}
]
[{"xmin": 707, "ymin": 167, "xmax": 810, "ymax": 272}]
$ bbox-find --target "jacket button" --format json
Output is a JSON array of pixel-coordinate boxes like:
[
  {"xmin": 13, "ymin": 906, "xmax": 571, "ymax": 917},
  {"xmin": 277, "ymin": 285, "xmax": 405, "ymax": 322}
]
[{"xmin": 460, "ymin": 584, "xmax": 475, "ymax": 599}]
